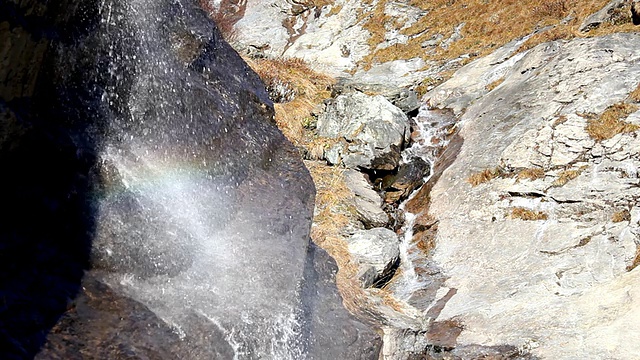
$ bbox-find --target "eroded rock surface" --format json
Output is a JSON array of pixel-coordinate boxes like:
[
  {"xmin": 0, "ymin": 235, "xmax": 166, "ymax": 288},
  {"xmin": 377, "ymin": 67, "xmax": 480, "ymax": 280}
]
[
  {"xmin": 345, "ymin": 169, "xmax": 390, "ymax": 228},
  {"xmin": 412, "ymin": 33, "xmax": 640, "ymax": 359}
]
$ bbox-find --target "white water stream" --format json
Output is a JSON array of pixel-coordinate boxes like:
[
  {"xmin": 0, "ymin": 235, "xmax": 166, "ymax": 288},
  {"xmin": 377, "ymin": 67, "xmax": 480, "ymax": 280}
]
[{"xmin": 394, "ymin": 105, "xmax": 457, "ymax": 301}]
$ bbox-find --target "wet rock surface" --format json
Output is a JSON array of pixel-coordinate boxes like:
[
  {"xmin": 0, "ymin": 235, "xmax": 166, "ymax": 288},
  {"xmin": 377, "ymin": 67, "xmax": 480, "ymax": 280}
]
[
  {"xmin": 1, "ymin": 0, "xmax": 380, "ymax": 358},
  {"xmin": 302, "ymin": 243, "xmax": 383, "ymax": 360}
]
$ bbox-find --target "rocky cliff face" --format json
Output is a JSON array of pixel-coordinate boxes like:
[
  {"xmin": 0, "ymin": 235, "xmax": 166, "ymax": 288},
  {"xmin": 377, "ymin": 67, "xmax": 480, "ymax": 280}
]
[
  {"xmin": 219, "ymin": 0, "xmax": 640, "ymax": 358},
  {"xmin": 1, "ymin": 0, "xmax": 379, "ymax": 358},
  {"xmin": 414, "ymin": 32, "xmax": 640, "ymax": 359}
]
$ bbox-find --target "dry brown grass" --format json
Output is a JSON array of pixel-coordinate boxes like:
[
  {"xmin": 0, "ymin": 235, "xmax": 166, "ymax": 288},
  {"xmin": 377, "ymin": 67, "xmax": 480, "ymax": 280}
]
[
  {"xmin": 359, "ymin": 0, "xmax": 617, "ymax": 73},
  {"xmin": 517, "ymin": 26, "xmax": 577, "ymax": 53},
  {"xmin": 612, "ymin": 209, "xmax": 631, "ymax": 223},
  {"xmin": 510, "ymin": 207, "xmax": 549, "ymax": 221},
  {"xmin": 485, "ymin": 77, "xmax": 505, "ymax": 92},
  {"xmin": 517, "ymin": 167, "xmax": 545, "ymax": 181},
  {"xmin": 200, "ymin": 0, "xmax": 245, "ymax": 41},
  {"xmin": 585, "ymin": 103, "xmax": 640, "ymax": 141},
  {"xmin": 304, "ymin": 161, "xmax": 377, "ymax": 314},
  {"xmin": 630, "ymin": 83, "xmax": 640, "ymax": 103},
  {"xmin": 552, "ymin": 114, "xmax": 569, "ymax": 127},
  {"xmin": 467, "ymin": 167, "xmax": 505, "ymax": 186},
  {"xmin": 246, "ymin": 57, "xmax": 334, "ymax": 146},
  {"xmin": 552, "ymin": 166, "xmax": 586, "ymax": 186},
  {"xmin": 627, "ymin": 244, "xmax": 640, "ymax": 272},
  {"xmin": 305, "ymin": 161, "xmax": 355, "ymax": 241}
]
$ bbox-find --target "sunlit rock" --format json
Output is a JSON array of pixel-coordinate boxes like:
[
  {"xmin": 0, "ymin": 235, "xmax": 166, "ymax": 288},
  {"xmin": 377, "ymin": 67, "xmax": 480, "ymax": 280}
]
[{"xmin": 317, "ymin": 91, "xmax": 410, "ymax": 170}]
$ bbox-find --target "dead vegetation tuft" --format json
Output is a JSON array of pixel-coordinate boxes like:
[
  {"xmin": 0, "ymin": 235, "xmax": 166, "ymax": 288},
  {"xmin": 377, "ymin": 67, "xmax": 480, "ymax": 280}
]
[
  {"xmin": 552, "ymin": 166, "xmax": 586, "ymax": 186},
  {"xmin": 359, "ymin": 0, "xmax": 625, "ymax": 77},
  {"xmin": 200, "ymin": 0, "xmax": 245, "ymax": 41},
  {"xmin": 517, "ymin": 167, "xmax": 545, "ymax": 181},
  {"xmin": 627, "ymin": 244, "xmax": 640, "ymax": 272},
  {"xmin": 517, "ymin": 26, "xmax": 577, "ymax": 53},
  {"xmin": 612, "ymin": 209, "xmax": 631, "ymax": 223},
  {"xmin": 510, "ymin": 207, "xmax": 549, "ymax": 221},
  {"xmin": 552, "ymin": 114, "xmax": 569, "ymax": 128},
  {"xmin": 467, "ymin": 167, "xmax": 505, "ymax": 186},
  {"xmin": 585, "ymin": 102, "xmax": 639, "ymax": 141},
  {"xmin": 246, "ymin": 57, "xmax": 334, "ymax": 147},
  {"xmin": 630, "ymin": 83, "xmax": 640, "ymax": 103},
  {"xmin": 531, "ymin": 0, "xmax": 574, "ymax": 19},
  {"xmin": 485, "ymin": 77, "xmax": 505, "ymax": 92}
]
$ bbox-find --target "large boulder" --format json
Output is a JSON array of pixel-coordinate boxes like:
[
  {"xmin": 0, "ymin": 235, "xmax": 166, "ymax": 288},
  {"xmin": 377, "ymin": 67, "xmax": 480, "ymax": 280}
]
[
  {"xmin": 344, "ymin": 169, "xmax": 390, "ymax": 228},
  {"xmin": 318, "ymin": 91, "xmax": 410, "ymax": 170},
  {"xmin": 0, "ymin": 0, "xmax": 379, "ymax": 358},
  {"xmin": 346, "ymin": 228, "xmax": 400, "ymax": 288}
]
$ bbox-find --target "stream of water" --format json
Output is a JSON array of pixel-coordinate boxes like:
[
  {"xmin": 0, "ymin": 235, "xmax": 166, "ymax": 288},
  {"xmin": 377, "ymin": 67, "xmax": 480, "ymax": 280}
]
[{"xmin": 394, "ymin": 106, "xmax": 457, "ymax": 302}]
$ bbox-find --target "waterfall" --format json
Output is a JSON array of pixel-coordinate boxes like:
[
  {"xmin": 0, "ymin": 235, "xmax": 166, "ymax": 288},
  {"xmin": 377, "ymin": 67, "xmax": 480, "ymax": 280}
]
[{"xmin": 393, "ymin": 105, "xmax": 457, "ymax": 301}]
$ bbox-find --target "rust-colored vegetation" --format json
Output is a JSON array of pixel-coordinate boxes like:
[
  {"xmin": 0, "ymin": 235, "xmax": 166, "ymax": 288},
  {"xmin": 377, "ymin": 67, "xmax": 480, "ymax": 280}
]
[
  {"xmin": 585, "ymin": 102, "xmax": 639, "ymax": 141},
  {"xmin": 627, "ymin": 245, "xmax": 640, "ymax": 272},
  {"xmin": 359, "ymin": 0, "xmax": 623, "ymax": 74},
  {"xmin": 245, "ymin": 57, "xmax": 334, "ymax": 147},
  {"xmin": 552, "ymin": 167, "xmax": 586, "ymax": 186},
  {"xmin": 485, "ymin": 77, "xmax": 505, "ymax": 92},
  {"xmin": 200, "ymin": 0, "xmax": 246, "ymax": 41},
  {"xmin": 517, "ymin": 167, "xmax": 545, "ymax": 181},
  {"xmin": 510, "ymin": 207, "xmax": 549, "ymax": 221},
  {"xmin": 612, "ymin": 209, "xmax": 631, "ymax": 223},
  {"xmin": 467, "ymin": 167, "xmax": 505, "ymax": 186},
  {"xmin": 629, "ymin": 82, "xmax": 640, "ymax": 102}
]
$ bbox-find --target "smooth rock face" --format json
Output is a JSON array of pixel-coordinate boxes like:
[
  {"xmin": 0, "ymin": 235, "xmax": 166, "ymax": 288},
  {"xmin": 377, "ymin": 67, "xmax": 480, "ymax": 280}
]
[
  {"xmin": 318, "ymin": 91, "xmax": 410, "ymax": 170},
  {"xmin": 416, "ymin": 33, "xmax": 640, "ymax": 358},
  {"xmin": 347, "ymin": 228, "xmax": 400, "ymax": 288},
  {"xmin": 1, "ymin": 0, "xmax": 379, "ymax": 358}
]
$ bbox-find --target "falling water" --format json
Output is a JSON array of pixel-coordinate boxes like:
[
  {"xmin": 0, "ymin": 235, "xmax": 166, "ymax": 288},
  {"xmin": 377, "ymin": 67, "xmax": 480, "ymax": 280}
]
[
  {"xmin": 86, "ymin": 0, "xmax": 312, "ymax": 358},
  {"xmin": 393, "ymin": 105, "xmax": 457, "ymax": 301}
]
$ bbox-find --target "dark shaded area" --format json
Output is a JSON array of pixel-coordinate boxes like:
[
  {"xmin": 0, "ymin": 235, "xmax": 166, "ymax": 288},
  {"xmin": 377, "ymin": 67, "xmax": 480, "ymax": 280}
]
[
  {"xmin": 633, "ymin": 1, "xmax": 640, "ymax": 25},
  {"xmin": 0, "ymin": 0, "xmax": 105, "ymax": 358}
]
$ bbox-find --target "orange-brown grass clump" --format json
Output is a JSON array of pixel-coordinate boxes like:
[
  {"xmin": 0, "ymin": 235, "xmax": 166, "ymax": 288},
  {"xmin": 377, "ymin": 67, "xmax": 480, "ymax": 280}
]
[
  {"xmin": 200, "ymin": 0, "xmax": 245, "ymax": 41},
  {"xmin": 467, "ymin": 167, "xmax": 505, "ymax": 186},
  {"xmin": 359, "ymin": 0, "xmax": 617, "ymax": 73},
  {"xmin": 585, "ymin": 103, "xmax": 639, "ymax": 141},
  {"xmin": 552, "ymin": 166, "xmax": 586, "ymax": 186},
  {"xmin": 612, "ymin": 209, "xmax": 631, "ymax": 223},
  {"xmin": 517, "ymin": 167, "xmax": 545, "ymax": 181},
  {"xmin": 552, "ymin": 114, "xmax": 569, "ymax": 127},
  {"xmin": 517, "ymin": 26, "xmax": 577, "ymax": 52},
  {"xmin": 627, "ymin": 245, "xmax": 640, "ymax": 272},
  {"xmin": 485, "ymin": 77, "xmax": 505, "ymax": 92},
  {"xmin": 246, "ymin": 57, "xmax": 334, "ymax": 147},
  {"xmin": 510, "ymin": 207, "xmax": 548, "ymax": 221},
  {"xmin": 630, "ymin": 83, "xmax": 640, "ymax": 103}
]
